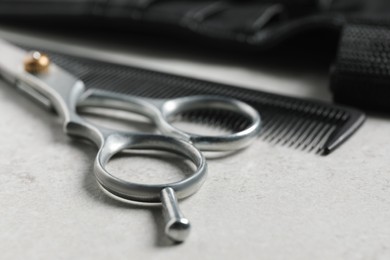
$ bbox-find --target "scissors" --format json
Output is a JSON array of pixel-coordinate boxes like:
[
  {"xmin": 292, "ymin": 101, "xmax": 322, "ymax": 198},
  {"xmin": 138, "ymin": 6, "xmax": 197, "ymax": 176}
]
[{"xmin": 0, "ymin": 40, "xmax": 261, "ymax": 242}]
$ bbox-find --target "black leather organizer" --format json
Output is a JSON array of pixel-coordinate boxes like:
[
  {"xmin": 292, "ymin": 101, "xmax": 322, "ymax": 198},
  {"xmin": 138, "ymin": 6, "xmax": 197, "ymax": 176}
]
[{"xmin": 0, "ymin": 0, "xmax": 389, "ymax": 111}]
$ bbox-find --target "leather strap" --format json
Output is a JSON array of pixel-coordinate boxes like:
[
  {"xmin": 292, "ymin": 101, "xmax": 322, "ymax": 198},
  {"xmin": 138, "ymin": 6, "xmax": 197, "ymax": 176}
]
[{"xmin": 330, "ymin": 21, "xmax": 390, "ymax": 111}]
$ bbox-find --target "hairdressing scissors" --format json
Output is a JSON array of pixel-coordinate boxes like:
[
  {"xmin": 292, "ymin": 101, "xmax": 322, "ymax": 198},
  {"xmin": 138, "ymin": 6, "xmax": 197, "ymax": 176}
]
[{"xmin": 0, "ymin": 40, "xmax": 261, "ymax": 242}]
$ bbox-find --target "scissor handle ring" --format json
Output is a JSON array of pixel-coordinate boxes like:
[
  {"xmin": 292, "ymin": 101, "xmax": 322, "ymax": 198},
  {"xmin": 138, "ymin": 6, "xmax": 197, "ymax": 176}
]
[
  {"xmin": 93, "ymin": 133, "xmax": 207, "ymax": 203},
  {"xmin": 78, "ymin": 91, "xmax": 260, "ymax": 151},
  {"xmin": 158, "ymin": 95, "xmax": 261, "ymax": 151}
]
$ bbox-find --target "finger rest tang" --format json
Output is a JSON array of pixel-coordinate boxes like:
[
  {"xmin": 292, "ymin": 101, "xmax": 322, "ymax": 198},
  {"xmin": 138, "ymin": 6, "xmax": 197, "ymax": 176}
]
[{"xmin": 161, "ymin": 187, "xmax": 191, "ymax": 243}]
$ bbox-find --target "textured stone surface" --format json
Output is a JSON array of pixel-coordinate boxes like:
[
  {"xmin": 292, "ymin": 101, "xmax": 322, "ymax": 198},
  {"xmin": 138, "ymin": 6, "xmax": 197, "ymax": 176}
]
[{"xmin": 0, "ymin": 28, "xmax": 389, "ymax": 260}]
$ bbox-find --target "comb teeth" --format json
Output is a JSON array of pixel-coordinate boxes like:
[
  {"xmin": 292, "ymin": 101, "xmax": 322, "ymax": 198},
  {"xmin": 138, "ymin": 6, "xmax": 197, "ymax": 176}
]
[
  {"xmin": 29, "ymin": 48, "xmax": 365, "ymax": 155},
  {"xmin": 174, "ymin": 109, "xmax": 252, "ymax": 133}
]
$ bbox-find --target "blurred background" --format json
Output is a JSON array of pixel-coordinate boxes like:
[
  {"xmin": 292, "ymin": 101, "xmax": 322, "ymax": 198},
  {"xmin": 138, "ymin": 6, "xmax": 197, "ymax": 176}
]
[{"xmin": 1, "ymin": 0, "xmax": 389, "ymax": 111}]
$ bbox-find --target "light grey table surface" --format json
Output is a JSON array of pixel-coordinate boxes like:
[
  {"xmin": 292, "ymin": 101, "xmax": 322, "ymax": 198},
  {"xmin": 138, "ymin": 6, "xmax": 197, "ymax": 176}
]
[{"xmin": 0, "ymin": 26, "xmax": 389, "ymax": 260}]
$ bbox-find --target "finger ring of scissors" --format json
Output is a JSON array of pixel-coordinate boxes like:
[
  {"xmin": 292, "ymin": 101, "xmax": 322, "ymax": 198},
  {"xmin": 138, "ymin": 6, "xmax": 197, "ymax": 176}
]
[{"xmin": 0, "ymin": 40, "xmax": 261, "ymax": 242}]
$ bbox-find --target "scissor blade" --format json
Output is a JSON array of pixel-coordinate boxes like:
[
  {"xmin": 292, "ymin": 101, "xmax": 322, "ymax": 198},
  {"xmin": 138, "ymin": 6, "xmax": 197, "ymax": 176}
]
[
  {"xmin": 0, "ymin": 39, "xmax": 27, "ymax": 85},
  {"xmin": 0, "ymin": 39, "xmax": 54, "ymax": 108},
  {"xmin": 0, "ymin": 40, "xmax": 87, "ymax": 118}
]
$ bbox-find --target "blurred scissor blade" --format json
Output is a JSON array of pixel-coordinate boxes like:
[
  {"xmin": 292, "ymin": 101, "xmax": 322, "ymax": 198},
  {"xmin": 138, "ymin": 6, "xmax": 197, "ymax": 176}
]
[{"xmin": 0, "ymin": 39, "xmax": 27, "ymax": 84}]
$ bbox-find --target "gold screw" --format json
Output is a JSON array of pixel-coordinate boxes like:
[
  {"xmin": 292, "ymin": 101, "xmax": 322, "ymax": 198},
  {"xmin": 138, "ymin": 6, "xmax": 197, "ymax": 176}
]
[{"xmin": 24, "ymin": 51, "xmax": 50, "ymax": 73}]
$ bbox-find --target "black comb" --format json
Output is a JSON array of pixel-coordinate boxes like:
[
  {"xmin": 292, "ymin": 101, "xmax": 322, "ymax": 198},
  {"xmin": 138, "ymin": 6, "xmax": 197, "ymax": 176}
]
[{"xmin": 34, "ymin": 49, "xmax": 365, "ymax": 155}]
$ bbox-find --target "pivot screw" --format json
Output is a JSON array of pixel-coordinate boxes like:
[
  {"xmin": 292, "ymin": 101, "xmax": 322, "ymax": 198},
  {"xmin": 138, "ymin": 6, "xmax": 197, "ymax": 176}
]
[{"xmin": 24, "ymin": 51, "xmax": 50, "ymax": 73}]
